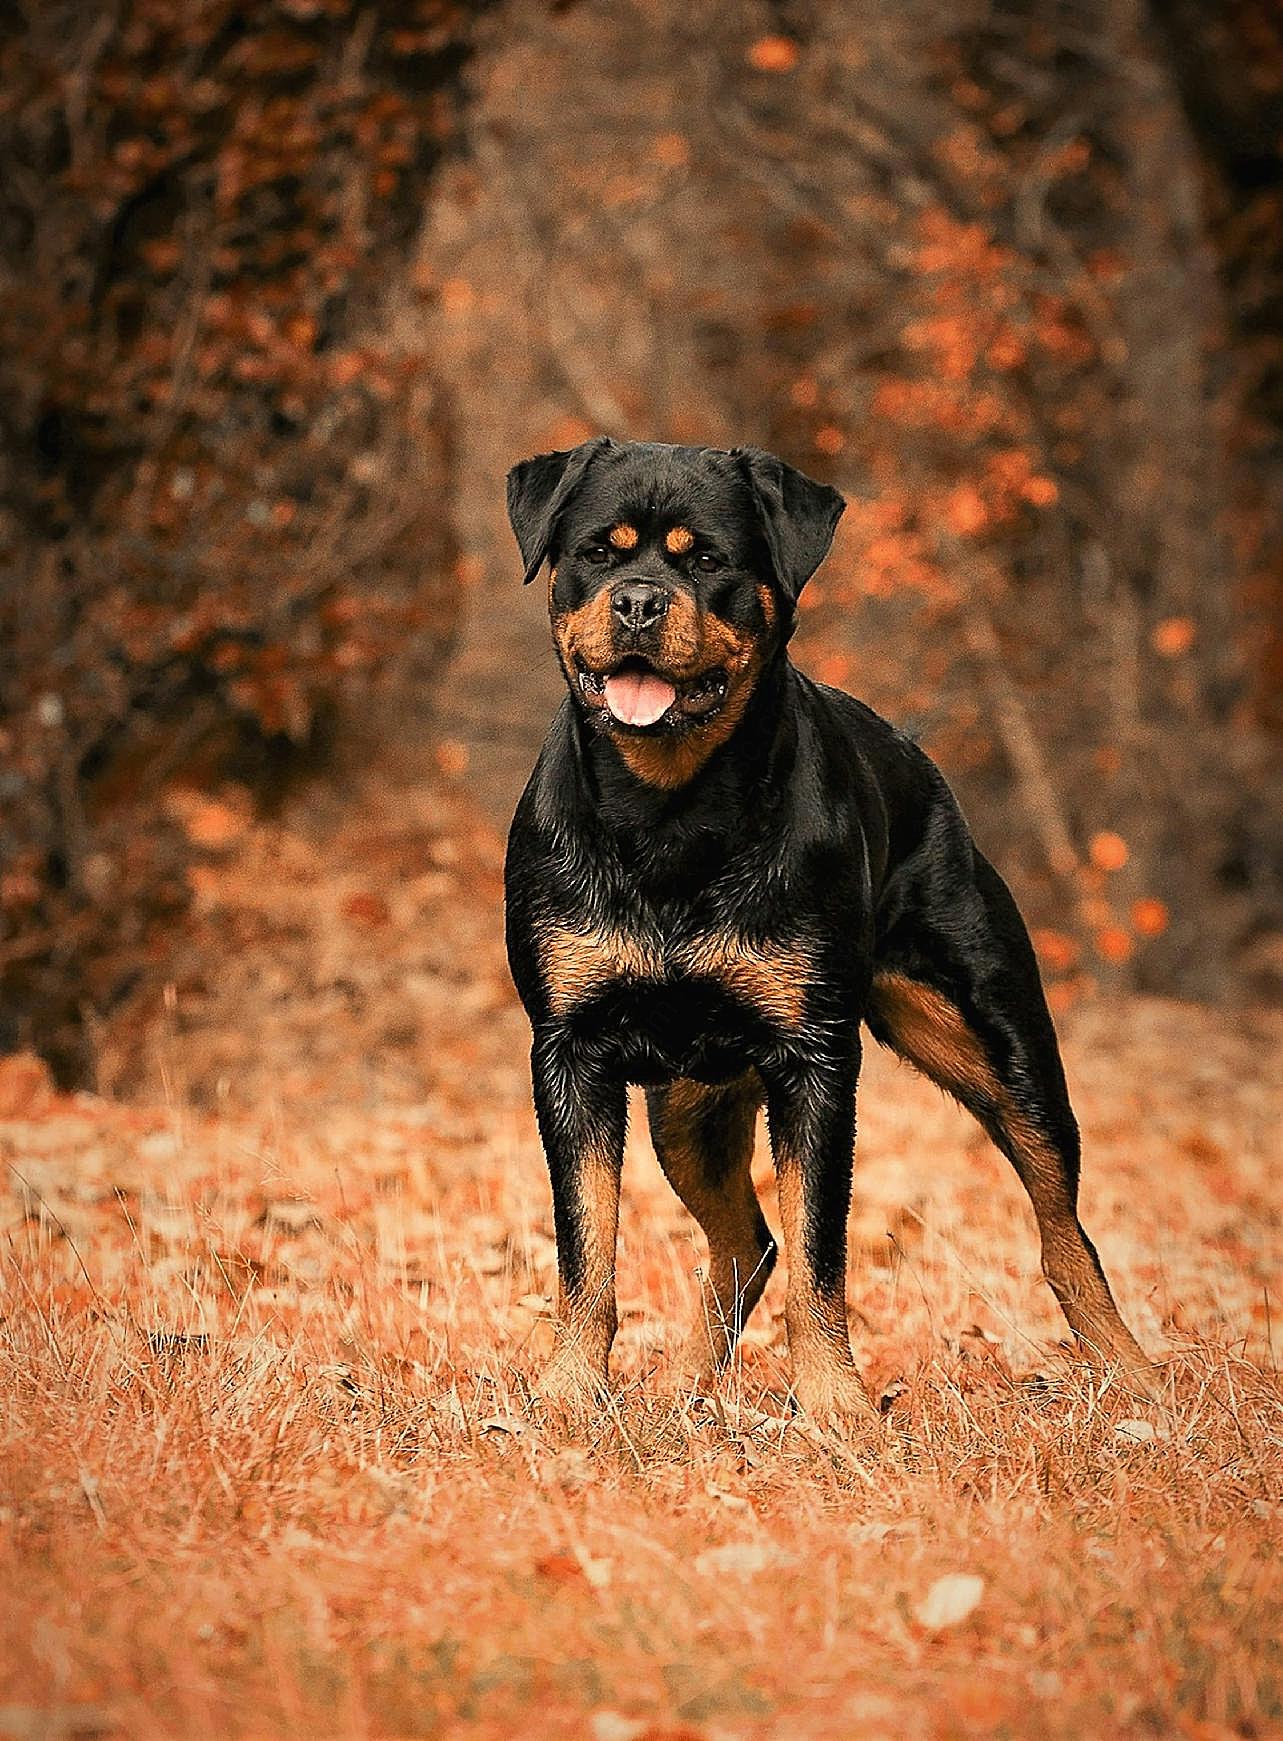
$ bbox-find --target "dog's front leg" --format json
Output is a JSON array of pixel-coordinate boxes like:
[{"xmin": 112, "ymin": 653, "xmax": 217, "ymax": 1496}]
[
  {"xmin": 763, "ymin": 1043, "xmax": 879, "ymax": 1428},
  {"xmin": 529, "ymin": 1026, "xmax": 626, "ymax": 1412}
]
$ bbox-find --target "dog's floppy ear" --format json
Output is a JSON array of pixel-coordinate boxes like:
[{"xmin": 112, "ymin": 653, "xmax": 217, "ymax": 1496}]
[
  {"xmin": 506, "ymin": 436, "xmax": 613, "ymax": 585},
  {"xmin": 733, "ymin": 446, "xmax": 845, "ymax": 607}
]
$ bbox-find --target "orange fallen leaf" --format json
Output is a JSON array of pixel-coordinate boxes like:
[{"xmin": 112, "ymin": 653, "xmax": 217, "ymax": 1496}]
[
  {"xmin": 535, "ymin": 1552, "xmax": 584, "ymax": 1585},
  {"xmin": 1021, "ymin": 474, "xmax": 1059, "ymax": 508},
  {"xmin": 986, "ymin": 331, "xmax": 1026, "ymax": 370},
  {"xmin": 342, "ymin": 891, "xmax": 391, "ymax": 927},
  {"xmin": 142, "ymin": 237, "xmax": 182, "ymax": 273},
  {"xmin": 951, "ymin": 1680, "xmax": 1014, "ymax": 1728},
  {"xmin": 283, "ymin": 313, "xmax": 316, "ymax": 350},
  {"xmin": 1046, "ymin": 976, "xmax": 1083, "ymax": 1014},
  {"xmin": 653, "ymin": 132, "xmax": 689, "ymax": 168},
  {"xmin": 180, "ymin": 797, "xmax": 248, "ymax": 850},
  {"xmin": 330, "ymin": 350, "xmax": 365, "ymax": 387},
  {"xmin": 435, "ymin": 738, "xmax": 469, "ymax": 777},
  {"xmin": 945, "ymin": 483, "xmax": 987, "ymax": 536},
  {"xmin": 439, "ymin": 277, "xmax": 474, "ymax": 317},
  {"xmin": 0, "ymin": 869, "xmax": 40, "ymax": 905},
  {"xmin": 1032, "ymin": 927, "xmax": 1079, "ymax": 972},
  {"xmin": 0, "ymin": 1052, "xmax": 55, "ymax": 1117},
  {"xmin": 546, "ymin": 414, "xmax": 595, "ymax": 448}
]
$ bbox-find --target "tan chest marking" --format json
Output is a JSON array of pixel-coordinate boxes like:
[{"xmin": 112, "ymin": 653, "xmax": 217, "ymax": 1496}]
[
  {"xmin": 541, "ymin": 924, "xmax": 809, "ymax": 1030},
  {"xmin": 541, "ymin": 924, "xmax": 663, "ymax": 1018},
  {"xmin": 684, "ymin": 934, "xmax": 810, "ymax": 1031}
]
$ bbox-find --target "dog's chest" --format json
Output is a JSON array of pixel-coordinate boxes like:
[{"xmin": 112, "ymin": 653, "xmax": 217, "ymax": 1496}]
[{"xmin": 539, "ymin": 919, "xmax": 809, "ymax": 1037}]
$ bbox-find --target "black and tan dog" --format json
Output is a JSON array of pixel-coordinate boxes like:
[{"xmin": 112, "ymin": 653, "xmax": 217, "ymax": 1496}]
[{"xmin": 504, "ymin": 435, "xmax": 1156, "ymax": 1422}]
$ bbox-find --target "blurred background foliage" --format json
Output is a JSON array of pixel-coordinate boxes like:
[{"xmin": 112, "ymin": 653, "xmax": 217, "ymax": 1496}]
[
  {"xmin": 1, "ymin": 0, "xmax": 1281, "ymax": 1088},
  {"xmin": 0, "ymin": 0, "xmax": 480, "ymax": 1080}
]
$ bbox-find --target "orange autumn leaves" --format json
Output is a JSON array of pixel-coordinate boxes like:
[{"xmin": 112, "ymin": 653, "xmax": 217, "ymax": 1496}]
[
  {"xmin": 1034, "ymin": 831, "xmax": 1170, "ymax": 987},
  {"xmin": 1152, "ymin": 616, "xmax": 1198, "ymax": 658},
  {"xmin": 1087, "ymin": 831, "xmax": 1170, "ymax": 960},
  {"xmin": 1089, "ymin": 830, "xmax": 1129, "ymax": 873},
  {"xmin": 878, "ymin": 211, "xmax": 1070, "ymax": 547},
  {"xmin": 789, "ymin": 206, "xmax": 1088, "ymax": 614},
  {"xmin": 0, "ymin": 0, "xmax": 476, "ymax": 1078}
]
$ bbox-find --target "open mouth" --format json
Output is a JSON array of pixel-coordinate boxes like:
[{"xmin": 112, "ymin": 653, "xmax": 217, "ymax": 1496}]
[{"xmin": 576, "ymin": 656, "xmax": 729, "ymax": 729}]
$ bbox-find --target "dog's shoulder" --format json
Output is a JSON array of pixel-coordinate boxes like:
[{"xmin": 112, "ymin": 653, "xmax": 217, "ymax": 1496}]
[
  {"xmin": 792, "ymin": 672, "xmax": 942, "ymax": 803},
  {"xmin": 792, "ymin": 672, "xmax": 974, "ymax": 875}
]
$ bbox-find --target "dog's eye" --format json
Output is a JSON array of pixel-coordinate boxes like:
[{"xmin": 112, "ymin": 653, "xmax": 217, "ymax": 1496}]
[
  {"xmin": 582, "ymin": 544, "xmax": 611, "ymax": 565},
  {"xmin": 693, "ymin": 551, "xmax": 722, "ymax": 573}
]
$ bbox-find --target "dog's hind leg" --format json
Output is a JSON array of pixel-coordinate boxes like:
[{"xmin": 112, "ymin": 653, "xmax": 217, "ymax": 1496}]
[
  {"xmin": 647, "ymin": 1073, "xmax": 776, "ymax": 1389},
  {"xmin": 868, "ymin": 850, "xmax": 1160, "ymax": 1403}
]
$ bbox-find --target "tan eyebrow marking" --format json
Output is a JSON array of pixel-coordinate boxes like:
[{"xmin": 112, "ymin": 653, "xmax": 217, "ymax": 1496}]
[
  {"xmin": 664, "ymin": 525, "xmax": 695, "ymax": 554},
  {"xmin": 609, "ymin": 523, "xmax": 639, "ymax": 550}
]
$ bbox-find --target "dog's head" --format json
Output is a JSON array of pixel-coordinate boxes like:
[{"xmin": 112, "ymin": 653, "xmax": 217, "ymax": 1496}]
[{"xmin": 506, "ymin": 438, "xmax": 844, "ymax": 787}]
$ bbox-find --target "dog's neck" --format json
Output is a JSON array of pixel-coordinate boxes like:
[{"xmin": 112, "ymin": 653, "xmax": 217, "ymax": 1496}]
[{"xmin": 566, "ymin": 649, "xmax": 799, "ymax": 856}]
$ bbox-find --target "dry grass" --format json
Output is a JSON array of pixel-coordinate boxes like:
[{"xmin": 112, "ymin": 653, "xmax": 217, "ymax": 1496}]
[{"xmin": 2, "ymin": 986, "xmax": 1281, "ymax": 1740}]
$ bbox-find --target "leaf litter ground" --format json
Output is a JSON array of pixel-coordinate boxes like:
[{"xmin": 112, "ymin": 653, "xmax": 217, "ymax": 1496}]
[{"xmin": 2, "ymin": 764, "xmax": 1281, "ymax": 1739}]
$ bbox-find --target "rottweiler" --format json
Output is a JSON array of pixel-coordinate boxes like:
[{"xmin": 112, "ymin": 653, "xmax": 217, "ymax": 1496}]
[{"xmin": 503, "ymin": 435, "xmax": 1156, "ymax": 1422}]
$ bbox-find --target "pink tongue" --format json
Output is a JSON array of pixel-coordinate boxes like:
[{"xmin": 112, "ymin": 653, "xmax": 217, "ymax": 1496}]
[{"xmin": 603, "ymin": 668, "xmax": 677, "ymax": 727}]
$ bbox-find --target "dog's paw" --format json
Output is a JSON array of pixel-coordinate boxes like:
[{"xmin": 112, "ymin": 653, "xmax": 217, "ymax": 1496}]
[
  {"xmin": 658, "ymin": 1329, "xmax": 725, "ymax": 1402},
  {"xmin": 1114, "ymin": 1354, "xmax": 1173, "ymax": 1415},
  {"xmin": 789, "ymin": 1363, "xmax": 883, "ymax": 1437},
  {"xmin": 1076, "ymin": 1330, "xmax": 1171, "ymax": 1415},
  {"xmin": 530, "ymin": 1350, "xmax": 608, "ymax": 1419}
]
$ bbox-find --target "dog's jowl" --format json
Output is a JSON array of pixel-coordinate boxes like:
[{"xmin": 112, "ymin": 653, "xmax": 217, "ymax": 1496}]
[{"xmin": 503, "ymin": 436, "xmax": 1156, "ymax": 1422}]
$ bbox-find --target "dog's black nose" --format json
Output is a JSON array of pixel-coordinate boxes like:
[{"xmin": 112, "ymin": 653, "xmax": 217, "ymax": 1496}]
[{"xmin": 611, "ymin": 582, "xmax": 670, "ymax": 632}]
